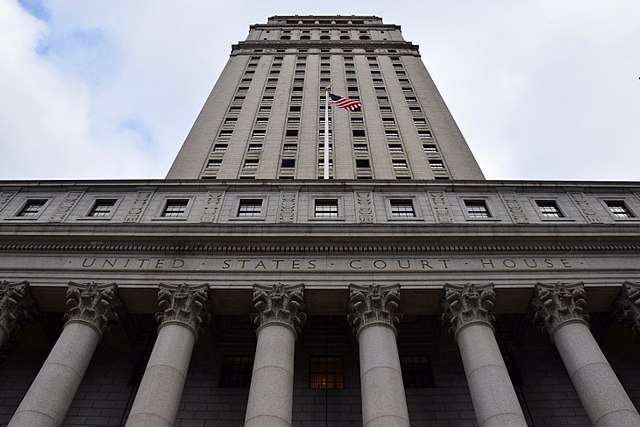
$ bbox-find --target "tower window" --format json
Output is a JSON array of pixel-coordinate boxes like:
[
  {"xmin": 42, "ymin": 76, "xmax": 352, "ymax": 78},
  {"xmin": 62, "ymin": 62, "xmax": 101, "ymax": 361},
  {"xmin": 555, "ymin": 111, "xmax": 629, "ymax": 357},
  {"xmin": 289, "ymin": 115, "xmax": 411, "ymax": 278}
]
[
  {"xmin": 400, "ymin": 356, "xmax": 434, "ymax": 388},
  {"xmin": 17, "ymin": 199, "xmax": 47, "ymax": 217},
  {"xmin": 465, "ymin": 200, "xmax": 491, "ymax": 218},
  {"xmin": 88, "ymin": 199, "xmax": 117, "ymax": 217},
  {"xmin": 423, "ymin": 144, "xmax": 438, "ymax": 153},
  {"xmin": 281, "ymin": 159, "xmax": 296, "ymax": 168},
  {"xmin": 392, "ymin": 160, "xmax": 408, "ymax": 170},
  {"xmin": 283, "ymin": 144, "xmax": 298, "ymax": 152},
  {"xmin": 207, "ymin": 159, "xmax": 222, "ymax": 169},
  {"xmin": 219, "ymin": 356, "xmax": 254, "ymax": 388},
  {"xmin": 536, "ymin": 200, "xmax": 564, "ymax": 218},
  {"xmin": 355, "ymin": 159, "xmax": 370, "ymax": 168},
  {"xmin": 352, "ymin": 129, "xmax": 366, "ymax": 137},
  {"xmin": 285, "ymin": 129, "xmax": 299, "ymax": 137},
  {"xmin": 388, "ymin": 144, "xmax": 403, "ymax": 153},
  {"xmin": 310, "ymin": 356, "xmax": 343, "ymax": 389},
  {"xmin": 162, "ymin": 200, "xmax": 189, "ymax": 218},
  {"xmin": 429, "ymin": 160, "xmax": 445, "ymax": 170},
  {"xmin": 605, "ymin": 201, "xmax": 634, "ymax": 218},
  {"xmin": 390, "ymin": 200, "xmax": 415, "ymax": 218},
  {"xmin": 237, "ymin": 199, "xmax": 263, "ymax": 217},
  {"xmin": 243, "ymin": 160, "xmax": 259, "ymax": 169},
  {"xmin": 314, "ymin": 200, "xmax": 339, "ymax": 218},
  {"xmin": 212, "ymin": 144, "xmax": 228, "ymax": 153},
  {"xmin": 353, "ymin": 144, "xmax": 368, "ymax": 153}
]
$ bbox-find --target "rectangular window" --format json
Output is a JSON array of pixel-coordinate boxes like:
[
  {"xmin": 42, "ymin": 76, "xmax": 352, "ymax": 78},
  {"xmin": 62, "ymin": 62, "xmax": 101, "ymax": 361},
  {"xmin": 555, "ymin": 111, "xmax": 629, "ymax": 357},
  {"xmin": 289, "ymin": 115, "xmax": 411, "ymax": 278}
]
[
  {"xmin": 285, "ymin": 129, "xmax": 299, "ymax": 137},
  {"xmin": 247, "ymin": 144, "xmax": 262, "ymax": 152},
  {"xmin": 390, "ymin": 200, "xmax": 415, "ymax": 218},
  {"xmin": 212, "ymin": 144, "xmax": 228, "ymax": 153},
  {"xmin": 219, "ymin": 356, "xmax": 254, "ymax": 388},
  {"xmin": 465, "ymin": 200, "xmax": 491, "ymax": 218},
  {"xmin": 243, "ymin": 160, "xmax": 259, "ymax": 169},
  {"xmin": 429, "ymin": 160, "xmax": 445, "ymax": 170},
  {"xmin": 605, "ymin": 201, "xmax": 634, "ymax": 218},
  {"xmin": 309, "ymin": 356, "xmax": 344, "ymax": 389},
  {"xmin": 283, "ymin": 144, "xmax": 298, "ymax": 152},
  {"xmin": 314, "ymin": 199, "xmax": 338, "ymax": 218},
  {"xmin": 388, "ymin": 144, "xmax": 403, "ymax": 153},
  {"xmin": 255, "ymin": 117, "xmax": 269, "ymax": 124},
  {"xmin": 207, "ymin": 159, "xmax": 222, "ymax": 169},
  {"xmin": 252, "ymin": 130, "xmax": 266, "ymax": 139},
  {"xmin": 218, "ymin": 130, "xmax": 233, "ymax": 139},
  {"xmin": 355, "ymin": 159, "xmax": 370, "ymax": 168},
  {"xmin": 237, "ymin": 199, "xmax": 263, "ymax": 217},
  {"xmin": 418, "ymin": 130, "xmax": 432, "ymax": 139},
  {"xmin": 162, "ymin": 200, "xmax": 189, "ymax": 218},
  {"xmin": 352, "ymin": 129, "xmax": 366, "ymax": 137},
  {"xmin": 423, "ymin": 144, "xmax": 438, "ymax": 153},
  {"xmin": 536, "ymin": 200, "xmax": 564, "ymax": 218},
  {"xmin": 392, "ymin": 160, "xmax": 408, "ymax": 170},
  {"xmin": 281, "ymin": 159, "xmax": 296, "ymax": 168},
  {"xmin": 17, "ymin": 199, "xmax": 47, "ymax": 217},
  {"xmin": 400, "ymin": 356, "xmax": 434, "ymax": 388},
  {"xmin": 353, "ymin": 144, "xmax": 368, "ymax": 153},
  {"xmin": 88, "ymin": 199, "xmax": 117, "ymax": 217}
]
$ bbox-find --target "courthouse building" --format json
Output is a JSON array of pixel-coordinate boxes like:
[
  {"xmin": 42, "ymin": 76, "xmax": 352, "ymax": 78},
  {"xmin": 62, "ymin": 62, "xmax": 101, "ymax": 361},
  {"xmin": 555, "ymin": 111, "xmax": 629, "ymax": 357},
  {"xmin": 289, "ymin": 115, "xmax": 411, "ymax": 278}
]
[{"xmin": 2, "ymin": 15, "xmax": 640, "ymax": 427}]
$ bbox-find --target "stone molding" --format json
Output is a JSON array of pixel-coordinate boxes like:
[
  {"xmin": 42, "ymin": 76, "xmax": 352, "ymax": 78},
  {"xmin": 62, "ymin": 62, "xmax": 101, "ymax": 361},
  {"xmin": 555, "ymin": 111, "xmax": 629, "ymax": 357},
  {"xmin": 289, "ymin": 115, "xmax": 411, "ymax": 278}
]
[
  {"xmin": 347, "ymin": 283, "xmax": 402, "ymax": 337},
  {"xmin": 251, "ymin": 283, "xmax": 306, "ymax": 337},
  {"xmin": 613, "ymin": 281, "xmax": 640, "ymax": 334},
  {"xmin": 531, "ymin": 282, "xmax": 589, "ymax": 336},
  {"xmin": 441, "ymin": 283, "xmax": 495, "ymax": 337},
  {"xmin": 64, "ymin": 282, "xmax": 119, "ymax": 338},
  {"xmin": 0, "ymin": 280, "xmax": 36, "ymax": 337},
  {"xmin": 156, "ymin": 283, "xmax": 211, "ymax": 338}
]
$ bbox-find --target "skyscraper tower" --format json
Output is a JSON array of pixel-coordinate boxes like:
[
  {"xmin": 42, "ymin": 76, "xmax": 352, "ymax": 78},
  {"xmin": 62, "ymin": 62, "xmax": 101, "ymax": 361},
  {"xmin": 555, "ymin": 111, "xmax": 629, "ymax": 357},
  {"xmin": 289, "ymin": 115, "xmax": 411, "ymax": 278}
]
[{"xmin": 168, "ymin": 15, "xmax": 484, "ymax": 180}]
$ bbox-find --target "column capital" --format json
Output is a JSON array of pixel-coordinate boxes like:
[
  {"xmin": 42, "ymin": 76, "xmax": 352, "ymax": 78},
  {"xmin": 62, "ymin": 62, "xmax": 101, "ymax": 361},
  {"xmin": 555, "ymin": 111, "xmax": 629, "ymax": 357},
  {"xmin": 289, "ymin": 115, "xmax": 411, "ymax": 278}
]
[
  {"xmin": 251, "ymin": 283, "xmax": 306, "ymax": 337},
  {"xmin": 347, "ymin": 283, "xmax": 402, "ymax": 337},
  {"xmin": 441, "ymin": 283, "xmax": 495, "ymax": 337},
  {"xmin": 64, "ymin": 282, "xmax": 119, "ymax": 339},
  {"xmin": 156, "ymin": 283, "xmax": 211, "ymax": 339},
  {"xmin": 613, "ymin": 281, "xmax": 640, "ymax": 334},
  {"xmin": 531, "ymin": 282, "xmax": 589, "ymax": 336},
  {"xmin": 0, "ymin": 280, "xmax": 37, "ymax": 337}
]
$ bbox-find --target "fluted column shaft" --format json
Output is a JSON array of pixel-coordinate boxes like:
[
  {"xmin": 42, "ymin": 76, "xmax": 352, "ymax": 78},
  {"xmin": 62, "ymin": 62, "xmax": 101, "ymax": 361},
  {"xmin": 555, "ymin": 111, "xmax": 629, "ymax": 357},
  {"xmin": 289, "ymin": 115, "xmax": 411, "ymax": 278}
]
[
  {"xmin": 348, "ymin": 284, "xmax": 409, "ymax": 427},
  {"xmin": 533, "ymin": 282, "xmax": 640, "ymax": 427},
  {"xmin": 9, "ymin": 282, "xmax": 118, "ymax": 427},
  {"xmin": 442, "ymin": 284, "xmax": 527, "ymax": 427},
  {"xmin": 126, "ymin": 284, "xmax": 210, "ymax": 427},
  {"xmin": 245, "ymin": 284, "xmax": 306, "ymax": 427}
]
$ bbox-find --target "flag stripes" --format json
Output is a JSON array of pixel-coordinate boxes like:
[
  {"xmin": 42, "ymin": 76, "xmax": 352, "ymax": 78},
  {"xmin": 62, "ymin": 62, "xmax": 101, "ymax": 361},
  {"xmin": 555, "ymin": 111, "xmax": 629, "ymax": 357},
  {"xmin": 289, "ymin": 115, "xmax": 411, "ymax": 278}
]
[{"xmin": 328, "ymin": 93, "xmax": 363, "ymax": 111}]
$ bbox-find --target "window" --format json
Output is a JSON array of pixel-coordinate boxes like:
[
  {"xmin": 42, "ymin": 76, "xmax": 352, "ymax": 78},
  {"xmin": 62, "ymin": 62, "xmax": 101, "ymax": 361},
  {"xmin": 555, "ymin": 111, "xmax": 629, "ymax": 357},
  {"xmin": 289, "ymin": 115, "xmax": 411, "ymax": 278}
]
[
  {"xmin": 388, "ymin": 144, "xmax": 403, "ymax": 153},
  {"xmin": 252, "ymin": 130, "xmax": 266, "ymax": 139},
  {"xmin": 465, "ymin": 200, "xmax": 491, "ymax": 218},
  {"xmin": 353, "ymin": 144, "xmax": 368, "ymax": 153},
  {"xmin": 355, "ymin": 159, "xmax": 370, "ymax": 168},
  {"xmin": 162, "ymin": 200, "xmax": 189, "ymax": 218},
  {"xmin": 536, "ymin": 200, "xmax": 564, "ymax": 218},
  {"xmin": 283, "ymin": 144, "xmax": 297, "ymax": 152},
  {"xmin": 243, "ymin": 160, "xmax": 259, "ymax": 169},
  {"xmin": 423, "ymin": 144, "xmax": 438, "ymax": 153},
  {"xmin": 219, "ymin": 356, "xmax": 254, "ymax": 388},
  {"xmin": 88, "ymin": 199, "xmax": 117, "ymax": 217},
  {"xmin": 352, "ymin": 129, "xmax": 366, "ymax": 137},
  {"xmin": 212, "ymin": 144, "xmax": 228, "ymax": 153},
  {"xmin": 392, "ymin": 160, "xmax": 408, "ymax": 170},
  {"xmin": 314, "ymin": 199, "xmax": 338, "ymax": 217},
  {"xmin": 237, "ymin": 199, "xmax": 263, "ymax": 217},
  {"xmin": 255, "ymin": 117, "xmax": 269, "ymax": 124},
  {"xmin": 281, "ymin": 159, "xmax": 296, "ymax": 168},
  {"xmin": 289, "ymin": 106, "xmax": 301, "ymax": 112},
  {"xmin": 605, "ymin": 201, "xmax": 634, "ymax": 218},
  {"xmin": 287, "ymin": 117, "xmax": 300, "ymax": 124},
  {"xmin": 207, "ymin": 159, "xmax": 222, "ymax": 169},
  {"xmin": 429, "ymin": 160, "xmax": 445, "ymax": 170},
  {"xmin": 418, "ymin": 130, "xmax": 432, "ymax": 139},
  {"xmin": 247, "ymin": 144, "xmax": 262, "ymax": 152},
  {"xmin": 309, "ymin": 356, "xmax": 344, "ymax": 389},
  {"xmin": 400, "ymin": 356, "xmax": 434, "ymax": 388},
  {"xmin": 285, "ymin": 129, "xmax": 299, "ymax": 137},
  {"xmin": 390, "ymin": 200, "xmax": 415, "ymax": 218},
  {"xmin": 17, "ymin": 199, "xmax": 47, "ymax": 217},
  {"xmin": 218, "ymin": 130, "xmax": 233, "ymax": 140}
]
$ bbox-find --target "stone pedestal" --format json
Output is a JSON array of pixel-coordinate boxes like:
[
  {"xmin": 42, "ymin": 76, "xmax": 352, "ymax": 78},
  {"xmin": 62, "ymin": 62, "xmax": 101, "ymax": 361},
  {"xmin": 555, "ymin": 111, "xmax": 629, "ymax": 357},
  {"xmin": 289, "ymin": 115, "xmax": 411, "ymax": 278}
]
[
  {"xmin": 348, "ymin": 284, "xmax": 410, "ymax": 427},
  {"xmin": 442, "ymin": 284, "xmax": 527, "ymax": 427},
  {"xmin": 126, "ymin": 284, "xmax": 211, "ymax": 427},
  {"xmin": 9, "ymin": 282, "xmax": 118, "ymax": 427},
  {"xmin": 0, "ymin": 281, "xmax": 36, "ymax": 348},
  {"xmin": 245, "ymin": 283, "xmax": 305, "ymax": 427},
  {"xmin": 533, "ymin": 282, "xmax": 640, "ymax": 427}
]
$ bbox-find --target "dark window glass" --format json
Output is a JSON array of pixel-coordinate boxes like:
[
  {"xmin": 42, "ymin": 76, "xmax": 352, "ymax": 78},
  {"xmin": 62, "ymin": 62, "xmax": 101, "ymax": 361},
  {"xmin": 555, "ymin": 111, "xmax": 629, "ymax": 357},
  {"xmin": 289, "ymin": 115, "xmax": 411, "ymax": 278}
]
[
  {"xmin": 88, "ymin": 199, "xmax": 117, "ymax": 217},
  {"xmin": 17, "ymin": 199, "xmax": 47, "ymax": 217},
  {"xmin": 162, "ymin": 200, "xmax": 189, "ymax": 217},
  {"xmin": 219, "ymin": 356, "xmax": 254, "ymax": 388},
  {"xmin": 309, "ymin": 356, "xmax": 344, "ymax": 389}
]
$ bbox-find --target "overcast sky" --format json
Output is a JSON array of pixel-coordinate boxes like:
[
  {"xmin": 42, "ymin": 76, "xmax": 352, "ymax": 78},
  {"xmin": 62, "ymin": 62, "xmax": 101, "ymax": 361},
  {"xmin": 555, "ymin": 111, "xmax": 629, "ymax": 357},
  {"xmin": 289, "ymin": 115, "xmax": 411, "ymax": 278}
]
[{"xmin": 1, "ymin": 0, "xmax": 639, "ymax": 181}]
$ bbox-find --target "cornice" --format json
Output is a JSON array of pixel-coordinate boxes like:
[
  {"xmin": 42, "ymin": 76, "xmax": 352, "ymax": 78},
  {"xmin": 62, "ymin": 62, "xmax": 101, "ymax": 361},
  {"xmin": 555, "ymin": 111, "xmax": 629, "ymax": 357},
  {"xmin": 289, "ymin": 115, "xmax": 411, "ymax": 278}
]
[{"xmin": 231, "ymin": 40, "xmax": 419, "ymax": 53}]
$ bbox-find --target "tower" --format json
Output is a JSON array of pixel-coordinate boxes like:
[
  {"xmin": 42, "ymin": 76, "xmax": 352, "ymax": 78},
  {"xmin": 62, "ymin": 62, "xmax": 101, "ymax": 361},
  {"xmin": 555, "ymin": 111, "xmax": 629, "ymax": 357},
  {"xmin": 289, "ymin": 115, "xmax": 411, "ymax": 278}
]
[{"xmin": 167, "ymin": 15, "xmax": 484, "ymax": 180}]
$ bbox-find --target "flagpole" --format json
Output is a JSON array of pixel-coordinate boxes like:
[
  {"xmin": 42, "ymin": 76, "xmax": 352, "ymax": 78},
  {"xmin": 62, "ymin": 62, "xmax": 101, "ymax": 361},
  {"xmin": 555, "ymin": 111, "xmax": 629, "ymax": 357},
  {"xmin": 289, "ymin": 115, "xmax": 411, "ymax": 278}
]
[{"xmin": 324, "ymin": 88, "xmax": 330, "ymax": 180}]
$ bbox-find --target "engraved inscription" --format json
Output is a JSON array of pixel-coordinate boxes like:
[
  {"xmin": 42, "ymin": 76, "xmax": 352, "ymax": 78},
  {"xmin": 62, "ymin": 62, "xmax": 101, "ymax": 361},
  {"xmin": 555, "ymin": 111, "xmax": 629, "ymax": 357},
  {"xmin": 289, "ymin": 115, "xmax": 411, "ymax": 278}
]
[
  {"xmin": 201, "ymin": 191, "xmax": 223, "ymax": 222},
  {"xmin": 279, "ymin": 192, "xmax": 297, "ymax": 223},
  {"xmin": 0, "ymin": 191, "xmax": 17, "ymax": 214},
  {"xmin": 569, "ymin": 192, "xmax": 602, "ymax": 224},
  {"xmin": 124, "ymin": 191, "xmax": 153, "ymax": 223},
  {"xmin": 356, "ymin": 191, "xmax": 374, "ymax": 223},
  {"xmin": 429, "ymin": 191, "xmax": 452, "ymax": 223},
  {"xmin": 500, "ymin": 192, "xmax": 529, "ymax": 224},
  {"xmin": 49, "ymin": 191, "xmax": 83, "ymax": 222}
]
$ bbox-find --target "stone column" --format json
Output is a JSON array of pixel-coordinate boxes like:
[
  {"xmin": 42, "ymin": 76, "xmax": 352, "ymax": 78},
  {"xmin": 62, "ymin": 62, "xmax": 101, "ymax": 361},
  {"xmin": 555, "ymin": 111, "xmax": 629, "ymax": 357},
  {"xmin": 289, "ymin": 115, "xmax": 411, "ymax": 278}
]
[
  {"xmin": 126, "ymin": 283, "xmax": 211, "ymax": 427},
  {"xmin": 347, "ymin": 284, "xmax": 410, "ymax": 427},
  {"xmin": 9, "ymin": 282, "xmax": 119, "ymax": 427},
  {"xmin": 441, "ymin": 283, "xmax": 527, "ymax": 427},
  {"xmin": 532, "ymin": 282, "xmax": 640, "ymax": 427},
  {"xmin": 613, "ymin": 281, "xmax": 640, "ymax": 334},
  {"xmin": 245, "ymin": 283, "xmax": 306, "ymax": 427},
  {"xmin": 0, "ymin": 280, "xmax": 36, "ymax": 348}
]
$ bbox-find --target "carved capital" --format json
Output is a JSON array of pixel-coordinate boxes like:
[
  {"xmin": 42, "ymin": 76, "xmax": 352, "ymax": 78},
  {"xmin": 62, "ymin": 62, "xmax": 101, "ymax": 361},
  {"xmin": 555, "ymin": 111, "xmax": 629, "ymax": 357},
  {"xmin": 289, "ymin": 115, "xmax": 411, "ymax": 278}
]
[
  {"xmin": 156, "ymin": 283, "xmax": 211, "ymax": 338},
  {"xmin": 0, "ymin": 281, "xmax": 37, "ymax": 337},
  {"xmin": 613, "ymin": 281, "xmax": 640, "ymax": 334},
  {"xmin": 64, "ymin": 282, "xmax": 119, "ymax": 338},
  {"xmin": 347, "ymin": 284, "xmax": 402, "ymax": 337},
  {"xmin": 531, "ymin": 282, "xmax": 589, "ymax": 336},
  {"xmin": 441, "ymin": 283, "xmax": 495, "ymax": 337},
  {"xmin": 251, "ymin": 283, "xmax": 306, "ymax": 337}
]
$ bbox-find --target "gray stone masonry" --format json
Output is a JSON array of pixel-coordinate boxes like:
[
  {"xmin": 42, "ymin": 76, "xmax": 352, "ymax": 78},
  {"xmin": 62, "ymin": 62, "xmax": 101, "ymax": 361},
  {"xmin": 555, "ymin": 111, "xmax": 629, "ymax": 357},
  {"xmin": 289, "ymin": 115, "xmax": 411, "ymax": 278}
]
[{"xmin": 0, "ymin": 281, "xmax": 35, "ymax": 348}]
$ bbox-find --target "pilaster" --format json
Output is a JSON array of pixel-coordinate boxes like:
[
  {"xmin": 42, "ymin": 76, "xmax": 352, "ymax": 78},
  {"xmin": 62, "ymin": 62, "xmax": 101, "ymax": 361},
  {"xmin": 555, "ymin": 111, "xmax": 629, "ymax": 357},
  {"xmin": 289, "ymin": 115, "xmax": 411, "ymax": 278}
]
[
  {"xmin": 531, "ymin": 282, "xmax": 589, "ymax": 337},
  {"xmin": 0, "ymin": 280, "xmax": 36, "ymax": 343},
  {"xmin": 347, "ymin": 283, "xmax": 402, "ymax": 337},
  {"xmin": 613, "ymin": 281, "xmax": 640, "ymax": 334}
]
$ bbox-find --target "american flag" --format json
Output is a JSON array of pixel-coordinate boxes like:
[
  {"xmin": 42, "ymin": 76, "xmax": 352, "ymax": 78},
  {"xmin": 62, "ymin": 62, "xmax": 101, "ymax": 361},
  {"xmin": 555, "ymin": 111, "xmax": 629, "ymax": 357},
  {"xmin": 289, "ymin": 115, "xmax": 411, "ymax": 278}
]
[{"xmin": 328, "ymin": 93, "xmax": 363, "ymax": 111}]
